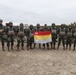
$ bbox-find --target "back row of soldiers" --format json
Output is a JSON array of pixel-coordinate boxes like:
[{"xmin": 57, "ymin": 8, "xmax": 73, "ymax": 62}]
[{"xmin": 0, "ymin": 19, "xmax": 76, "ymax": 51}]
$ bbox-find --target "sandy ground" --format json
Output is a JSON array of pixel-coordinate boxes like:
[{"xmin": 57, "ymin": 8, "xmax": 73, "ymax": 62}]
[{"xmin": 0, "ymin": 43, "xmax": 76, "ymax": 75}]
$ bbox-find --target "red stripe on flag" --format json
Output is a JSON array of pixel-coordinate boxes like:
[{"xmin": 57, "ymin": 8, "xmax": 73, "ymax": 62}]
[{"xmin": 34, "ymin": 31, "xmax": 51, "ymax": 35}]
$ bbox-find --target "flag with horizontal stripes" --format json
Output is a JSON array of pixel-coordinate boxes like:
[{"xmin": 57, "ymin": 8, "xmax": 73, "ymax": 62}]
[{"xmin": 34, "ymin": 31, "xmax": 52, "ymax": 44}]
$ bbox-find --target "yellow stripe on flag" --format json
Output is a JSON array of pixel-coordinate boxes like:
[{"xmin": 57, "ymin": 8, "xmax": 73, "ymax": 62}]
[{"xmin": 34, "ymin": 34, "xmax": 52, "ymax": 40}]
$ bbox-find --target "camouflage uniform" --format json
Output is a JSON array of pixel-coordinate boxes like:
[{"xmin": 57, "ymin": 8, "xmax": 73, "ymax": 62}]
[
  {"xmin": 17, "ymin": 26, "xmax": 25, "ymax": 50},
  {"xmin": 66, "ymin": 27, "xmax": 73, "ymax": 50},
  {"xmin": 6, "ymin": 22, "xmax": 15, "ymax": 51},
  {"xmin": 34, "ymin": 24, "xmax": 42, "ymax": 49},
  {"xmin": 0, "ymin": 21, "xmax": 4, "ymax": 40},
  {"xmin": 0, "ymin": 19, "xmax": 7, "ymax": 51},
  {"xmin": 26, "ymin": 25, "xmax": 34, "ymax": 50},
  {"xmin": 50, "ymin": 24, "xmax": 57, "ymax": 49},
  {"xmin": 57, "ymin": 25, "xmax": 66, "ymax": 50},
  {"xmin": 43, "ymin": 24, "xmax": 49, "ymax": 50},
  {"xmin": 73, "ymin": 28, "xmax": 76, "ymax": 51},
  {"xmin": 1, "ymin": 27, "xmax": 7, "ymax": 51}
]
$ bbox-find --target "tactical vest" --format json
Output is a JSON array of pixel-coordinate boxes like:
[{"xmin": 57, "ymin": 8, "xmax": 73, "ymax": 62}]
[
  {"xmin": 67, "ymin": 29, "xmax": 72, "ymax": 37},
  {"xmin": 29, "ymin": 29, "xmax": 34, "ymax": 38},
  {"xmin": 74, "ymin": 28, "xmax": 76, "ymax": 37},
  {"xmin": 18, "ymin": 29, "xmax": 25, "ymax": 36},
  {"xmin": 8, "ymin": 27, "xmax": 15, "ymax": 35},
  {"xmin": 0, "ymin": 25, "xmax": 3, "ymax": 33},
  {"xmin": 2, "ymin": 29, "xmax": 7, "ymax": 39},
  {"xmin": 60, "ymin": 28, "xmax": 65, "ymax": 36},
  {"xmin": 51, "ymin": 27, "xmax": 57, "ymax": 34}
]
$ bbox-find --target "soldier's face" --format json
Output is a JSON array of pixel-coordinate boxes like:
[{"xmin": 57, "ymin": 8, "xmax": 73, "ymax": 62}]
[
  {"xmin": 44, "ymin": 25, "xmax": 47, "ymax": 28},
  {"xmin": 20, "ymin": 25, "xmax": 23, "ymax": 28},
  {"xmin": 37, "ymin": 25, "xmax": 40, "ymax": 28},
  {"xmin": 61, "ymin": 26, "xmax": 64, "ymax": 28},
  {"xmin": 9, "ymin": 24, "xmax": 13, "ymax": 27},
  {"xmin": 30, "ymin": 26, "xmax": 33, "ymax": 29},
  {"xmin": 0, "ymin": 21, "xmax": 2, "ymax": 24},
  {"xmin": 52, "ymin": 25, "xmax": 55, "ymax": 27}
]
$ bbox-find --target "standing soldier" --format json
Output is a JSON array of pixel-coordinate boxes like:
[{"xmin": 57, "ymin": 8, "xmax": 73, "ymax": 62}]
[
  {"xmin": 0, "ymin": 19, "xmax": 6, "ymax": 51},
  {"xmin": 0, "ymin": 19, "xmax": 3, "ymax": 37},
  {"xmin": 14, "ymin": 25, "xmax": 19, "ymax": 37},
  {"xmin": 17, "ymin": 23, "xmax": 26, "ymax": 51},
  {"xmin": 34, "ymin": 24, "xmax": 42, "ymax": 49},
  {"xmin": 57, "ymin": 24, "xmax": 66, "ymax": 50},
  {"xmin": 43, "ymin": 24, "xmax": 49, "ymax": 50},
  {"xmin": 6, "ymin": 22, "xmax": 15, "ymax": 51},
  {"xmin": 50, "ymin": 23, "xmax": 57, "ymax": 50},
  {"xmin": 26, "ymin": 25, "xmax": 34, "ymax": 50},
  {"xmin": 73, "ymin": 28, "xmax": 76, "ymax": 51},
  {"xmin": 66, "ymin": 25, "xmax": 73, "ymax": 50},
  {"xmin": 1, "ymin": 26, "xmax": 7, "ymax": 51}
]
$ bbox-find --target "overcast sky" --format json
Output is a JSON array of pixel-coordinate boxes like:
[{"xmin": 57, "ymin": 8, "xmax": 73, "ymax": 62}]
[{"xmin": 0, "ymin": 0, "xmax": 76, "ymax": 25}]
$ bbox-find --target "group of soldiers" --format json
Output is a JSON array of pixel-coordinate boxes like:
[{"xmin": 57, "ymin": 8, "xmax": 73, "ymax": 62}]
[{"xmin": 0, "ymin": 19, "xmax": 76, "ymax": 51}]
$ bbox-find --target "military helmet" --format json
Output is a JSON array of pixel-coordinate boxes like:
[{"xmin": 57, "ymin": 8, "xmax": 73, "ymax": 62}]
[
  {"xmin": 52, "ymin": 23, "xmax": 55, "ymax": 26},
  {"xmin": 9, "ymin": 22, "xmax": 13, "ymax": 24},
  {"xmin": 44, "ymin": 24, "xmax": 47, "ymax": 26},
  {"xmin": 20, "ymin": 23, "xmax": 23, "ymax": 26},
  {"xmin": 30, "ymin": 24, "xmax": 33, "ymax": 27}
]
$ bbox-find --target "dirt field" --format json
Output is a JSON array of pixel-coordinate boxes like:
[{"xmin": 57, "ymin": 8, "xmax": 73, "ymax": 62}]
[{"xmin": 0, "ymin": 43, "xmax": 76, "ymax": 75}]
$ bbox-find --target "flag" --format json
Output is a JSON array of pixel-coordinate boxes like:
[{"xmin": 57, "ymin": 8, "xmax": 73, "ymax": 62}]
[{"xmin": 34, "ymin": 31, "xmax": 52, "ymax": 44}]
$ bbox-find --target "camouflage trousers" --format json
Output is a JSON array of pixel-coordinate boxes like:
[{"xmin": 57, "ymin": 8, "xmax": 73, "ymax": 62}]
[
  {"xmin": 27, "ymin": 37, "xmax": 34, "ymax": 48},
  {"xmin": 7, "ymin": 36, "xmax": 14, "ymax": 48},
  {"xmin": 17, "ymin": 37, "xmax": 25, "ymax": 47},
  {"xmin": 74, "ymin": 39, "xmax": 76, "ymax": 49}
]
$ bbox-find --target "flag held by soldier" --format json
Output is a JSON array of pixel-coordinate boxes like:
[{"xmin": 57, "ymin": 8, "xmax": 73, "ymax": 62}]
[{"xmin": 34, "ymin": 31, "xmax": 52, "ymax": 44}]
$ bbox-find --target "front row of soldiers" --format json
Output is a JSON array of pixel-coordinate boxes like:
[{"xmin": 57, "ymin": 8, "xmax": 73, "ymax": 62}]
[{"xmin": 0, "ymin": 19, "xmax": 76, "ymax": 51}]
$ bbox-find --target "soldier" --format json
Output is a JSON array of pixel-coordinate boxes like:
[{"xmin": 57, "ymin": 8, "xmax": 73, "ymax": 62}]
[
  {"xmin": 0, "ymin": 19, "xmax": 3, "ymax": 36},
  {"xmin": 6, "ymin": 22, "xmax": 15, "ymax": 51},
  {"xmin": 1, "ymin": 26, "xmax": 7, "ymax": 51},
  {"xmin": 0, "ymin": 19, "xmax": 7, "ymax": 51},
  {"xmin": 17, "ymin": 23, "xmax": 26, "ymax": 51},
  {"xmin": 50, "ymin": 23, "xmax": 57, "ymax": 50},
  {"xmin": 26, "ymin": 25, "xmax": 34, "ymax": 50},
  {"xmin": 14, "ymin": 25, "xmax": 19, "ymax": 37},
  {"xmin": 57, "ymin": 24, "xmax": 66, "ymax": 50},
  {"xmin": 34, "ymin": 24, "xmax": 42, "ymax": 49},
  {"xmin": 66, "ymin": 25, "xmax": 73, "ymax": 50},
  {"xmin": 73, "ymin": 28, "xmax": 76, "ymax": 51},
  {"xmin": 43, "ymin": 24, "xmax": 49, "ymax": 50}
]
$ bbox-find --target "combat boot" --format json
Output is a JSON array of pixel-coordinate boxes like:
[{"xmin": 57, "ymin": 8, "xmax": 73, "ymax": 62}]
[
  {"xmin": 39, "ymin": 44, "xmax": 41, "ymax": 49},
  {"xmin": 73, "ymin": 48, "xmax": 75, "ymax": 51},
  {"xmin": 2, "ymin": 46, "xmax": 5, "ymax": 51},
  {"xmin": 22, "ymin": 47, "xmax": 24, "ymax": 50},
  {"xmin": 69, "ymin": 47, "xmax": 71, "ymax": 50},
  {"xmin": 63, "ymin": 46, "xmax": 65, "ymax": 50},
  {"xmin": 8, "ymin": 47, "xmax": 10, "ymax": 51},
  {"xmin": 27, "ymin": 47, "xmax": 29, "ymax": 51},
  {"xmin": 11, "ymin": 47, "xmax": 14, "ymax": 50}
]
